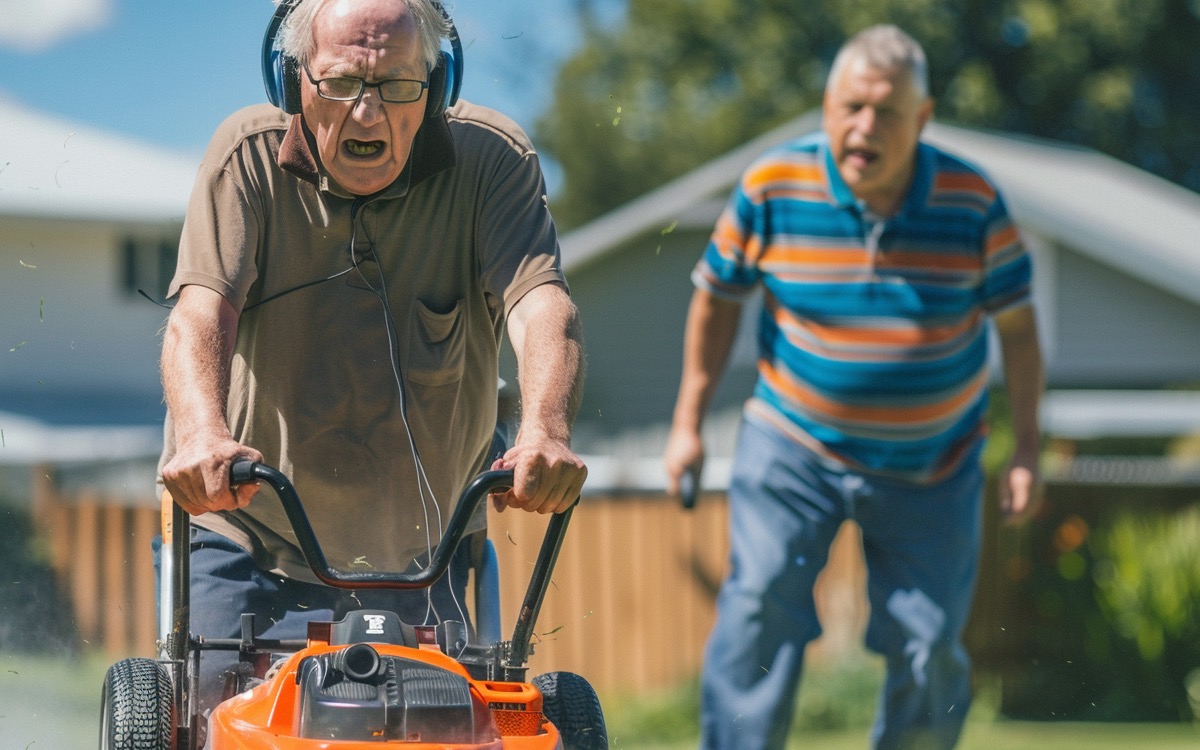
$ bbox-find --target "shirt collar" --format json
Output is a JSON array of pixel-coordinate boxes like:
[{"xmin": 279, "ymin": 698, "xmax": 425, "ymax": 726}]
[
  {"xmin": 819, "ymin": 136, "xmax": 936, "ymax": 217},
  {"xmin": 819, "ymin": 137, "xmax": 859, "ymax": 209},
  {"xmin": 278, "ymin": 111, "xmax": 457, "ymax": 199}
]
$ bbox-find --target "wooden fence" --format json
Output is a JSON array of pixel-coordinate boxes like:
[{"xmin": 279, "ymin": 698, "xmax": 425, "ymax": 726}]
[
  {"xmin": 30, "ymin": 469, "xmax": 869, "ymax": 696},
  {"xmin": 31, "ymin": 467, "xmax": 159, "ymax": 658},
  {"xmin": 489, "ymin": 494, "xmax": 868, "ymax": 694}
]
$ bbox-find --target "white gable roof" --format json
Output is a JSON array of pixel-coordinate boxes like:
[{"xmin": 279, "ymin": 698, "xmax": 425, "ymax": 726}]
[
  {"xmin": 561, "ymin": 112, "xmax": 1200, "ymax": 307},
  {"xmin": 924, "ymin": 123, "xmax": 1200, "ymax": 308},
  {"xmin": 0, "ymin": 94, "xmax": 198, "ymax": 224},
  {"xmin": 0, "ymin": 410, "xmax": 162, "ymax": 466}
]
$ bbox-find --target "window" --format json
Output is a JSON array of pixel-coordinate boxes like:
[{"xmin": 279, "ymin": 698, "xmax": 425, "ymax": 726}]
[{"xmin": 120, "ymin": 237, "xmax": 178, "ymax": 300}]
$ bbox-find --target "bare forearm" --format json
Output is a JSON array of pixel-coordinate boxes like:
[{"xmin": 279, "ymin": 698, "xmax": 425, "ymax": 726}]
[
  {"xmin": 996, "ymin": 305, "xmax": 1043, "ymax": 448},
  {"xmin": 662, "ymin": 289, "xmax": 742, "ymax": 491},
  {"xmin": 159, "ymin": 286, "xmax": 261, "ymax": 513},
  {"xmin": 671, "ymin": 289, "xmax": 741, "ymax": 433},
  {"xmin": 508, "ymin": 285, "xmax": 584, "ymax": 443},
  {"xmin": 162, "ymin": 290, "xmax": 237, "ymax": 440},
  {"xmin": 495, "ymin": 284, "xmax": 586, "ymax": 514},
  {"xmin": 994, "ymin": 304, "xmax": 1045, "ymax": 522}
]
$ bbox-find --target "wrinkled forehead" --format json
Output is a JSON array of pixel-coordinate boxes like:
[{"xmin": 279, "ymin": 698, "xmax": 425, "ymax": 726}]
[
  {"xmin": 310, "ymin": 1, "xmax": 425, "ymax": 76},
  {"xmin": 830, "ymin": 59, "xmax": 923, "ymax": 102}
]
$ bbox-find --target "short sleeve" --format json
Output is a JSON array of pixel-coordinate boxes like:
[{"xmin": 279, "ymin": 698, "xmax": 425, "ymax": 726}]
[
  {"xmin": 692, "ymin": 173, "xmax": 764, "ymax": 301},
  {"xmin": 170, "ymin": 134, "xmax": 263, "ymax": 311},
  {"xmin": 980, "ymin": 193, "xmax": 1032, "ymax": 314},
  {"xmin": 476, "ymin": 140, "xmax": 565, "ymax": 318}
]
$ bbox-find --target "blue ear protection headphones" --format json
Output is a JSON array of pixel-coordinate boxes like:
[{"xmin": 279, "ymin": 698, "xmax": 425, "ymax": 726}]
[{"xmin": 261, "ymin": 0, "xmax": 463, "ymax": 118}]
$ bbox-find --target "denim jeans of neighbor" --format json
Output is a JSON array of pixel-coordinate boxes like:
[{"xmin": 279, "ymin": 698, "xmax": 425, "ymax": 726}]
[
  {"xmin": 153, "ymin": 526, "xmax": 473, "ymax": 747},
  {"xmin": 700, "ymin": 418, "xmax": 983, "ymax": 750}
]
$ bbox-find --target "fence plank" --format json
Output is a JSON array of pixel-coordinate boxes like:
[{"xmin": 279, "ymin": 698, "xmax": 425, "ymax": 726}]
[
  {"xmin": 71, "ymin": 495, "xmax": 102, "ymax": 645},
  {"xmin": 102, "ymin": 504, "xmax": 130, "ymax": 656},
  {"xmin": 493, "ymin": 496, "xmax": 707, "ymax": 692},
  {"xmin": 133, "ymin": 507, "xmax": 159, "ymax": 656}
]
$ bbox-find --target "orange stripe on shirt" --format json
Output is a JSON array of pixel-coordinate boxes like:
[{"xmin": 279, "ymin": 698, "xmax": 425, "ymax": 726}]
[
  {"xmin": 761, "ymin": 246, "xmax": 871, "ymax": 266},
  {"xmin": 877, "ymin": 250, "xmax": 983, "ymax": 272},
  {"xmin": 934, "ymin": 172, "xmax": 996, "ymax": 201},
  {"xmin": 758, "ymin": 360, "xmax": 990, "ymax": 426},
  {"xmin": 761, "ymin": 246, "xmax": 982, "ymax": 273},
  {"xmin": 710, "ymin": 215, "xmax": 746, "ymax": 262},
  {"xmin": 771, "ymin": 305, "xmax": 985, "ymax": 348},
  {"xmin": 744, "ymin": 162, "xmax": 824, "ymax": 193},
  {"xmin": 985, "ymin": 224, "xmax": 1020, "ymax": 258}
]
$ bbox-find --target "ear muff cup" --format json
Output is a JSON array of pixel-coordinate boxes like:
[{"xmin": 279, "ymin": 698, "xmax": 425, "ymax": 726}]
[
  {"xmin": 425, "ymin": 51, "xmax": 455, "ymax": 119},
  {"xmin": 279, "ymin": 54, "xmax": 303, "ymax": 116},
  {"xmin": 262, "ymin": 0, "xmax": 301, "ymax": 114}
]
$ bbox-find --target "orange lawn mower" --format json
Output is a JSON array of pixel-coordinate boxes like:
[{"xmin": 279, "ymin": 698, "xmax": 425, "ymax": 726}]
[{"xmin": 99, "ymin": 461, "xmax": 607, "ymax": 749}]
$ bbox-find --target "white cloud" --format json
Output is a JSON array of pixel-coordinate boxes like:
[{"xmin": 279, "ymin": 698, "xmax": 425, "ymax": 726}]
[{"xmin": 0, "ymin": 0, "xmax": 113, "ymax": 52}]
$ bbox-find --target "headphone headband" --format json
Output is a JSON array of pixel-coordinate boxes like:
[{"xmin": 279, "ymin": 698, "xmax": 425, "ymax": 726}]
[{"xmin": 262, "ymin": 0, "xmax": 463, "ymax": 117}]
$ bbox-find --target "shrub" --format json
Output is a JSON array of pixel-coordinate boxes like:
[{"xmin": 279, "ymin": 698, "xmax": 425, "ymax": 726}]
[
  {"xmin": 1089, "ymin": 506, "xmax": 1200, "ymax": 719},
  {"xmin": 0, "ymin": 504, "xmax": 80, "ymax": 655},
  {"xmin": 999, "ymin": 502, "xmax": 1200, "ymax": 721}
]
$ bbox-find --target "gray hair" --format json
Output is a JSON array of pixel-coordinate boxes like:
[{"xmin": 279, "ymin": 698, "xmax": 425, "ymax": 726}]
[
  {"xmin": 275, "ymin": 0, "xmax": 450, "ymax": 71},
  {"xmin": 827, "ymin": 24, "xmax": 929, "ymax": 99}
]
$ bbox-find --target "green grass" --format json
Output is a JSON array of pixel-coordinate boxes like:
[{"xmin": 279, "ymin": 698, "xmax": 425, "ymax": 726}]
[
  {"xmin": 0, "ymin": 651, "xmax": 112, "ymax": 749},
  {"xmin": 602, "ymin": 654, "xmax": 1200, "ymax": 750},
  {"xmin": 607, "ymin": 723, "xmax": 1200, "ymax": 750}
]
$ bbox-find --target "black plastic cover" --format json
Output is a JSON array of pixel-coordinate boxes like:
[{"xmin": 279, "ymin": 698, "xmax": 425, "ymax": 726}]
[
  {"xmin": 327, "ymin": 610, "xmax": 418, "ymax": 647},
  {"xmin": 295, "ymin": 651, "xmax": 478, "ymax": 742}
]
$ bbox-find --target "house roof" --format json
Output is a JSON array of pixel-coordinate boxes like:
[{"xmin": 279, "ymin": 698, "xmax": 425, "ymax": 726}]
[
  {"xmin": 0, "ymin": 409, "xmax": 161, "ymax": 466},
  {"xmin": 0, "ymin": 93, "xmax": 198, "ymax": 224},
  {"xmin": 1039, "ymin": 390, "xmax": 1200, "ymax": 440},
  {"xmin": 560, "ymin": 111, "xmax": 1200, "ymax": 308}
]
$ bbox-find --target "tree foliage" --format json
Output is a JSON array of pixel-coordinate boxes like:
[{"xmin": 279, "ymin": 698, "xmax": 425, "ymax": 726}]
[{"xmin": 538, "ymin": 0, "xmax": 1200, "ymax": 228}]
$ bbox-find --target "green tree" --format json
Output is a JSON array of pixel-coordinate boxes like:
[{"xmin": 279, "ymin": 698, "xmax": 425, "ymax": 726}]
[{"xmin": 539, "ymin": 0, "xmax": 1200, "ymax": 228}]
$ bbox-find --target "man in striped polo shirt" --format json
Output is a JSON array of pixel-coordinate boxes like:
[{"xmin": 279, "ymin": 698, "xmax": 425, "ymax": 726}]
[{"xmin": 664, "ymin": 25, "xmax": 1044, "ymax": 750}]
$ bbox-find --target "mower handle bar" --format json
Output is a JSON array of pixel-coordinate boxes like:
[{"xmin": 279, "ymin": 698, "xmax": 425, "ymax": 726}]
[{"xmin": 231, "ymin": 459, "xmax": 513, "ymax": 590}]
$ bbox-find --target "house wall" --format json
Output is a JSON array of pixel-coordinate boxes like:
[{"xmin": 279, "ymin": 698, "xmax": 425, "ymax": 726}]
[
  {"xmin": 563, "ymin": 228, "xmax": 758, "ymax": 454},
  {"xmin": 1048, "ymin": 245, "xmax": 1200, "ymax": 387},
  {"xmin": 0, "ymin": 217, "xmax": 173, "ymax": 423}
]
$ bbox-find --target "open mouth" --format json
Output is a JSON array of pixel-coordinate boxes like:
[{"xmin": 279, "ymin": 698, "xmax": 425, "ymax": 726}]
[
  {"xmin": 343, "ymin": 139, "xmax": 385, "ymax": 158},
  {"xmin": 846, "ymin": 148, "xmax": 878, "ymax": 168}
]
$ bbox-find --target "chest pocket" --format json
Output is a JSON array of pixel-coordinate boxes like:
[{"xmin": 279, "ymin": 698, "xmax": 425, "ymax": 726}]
[{"xmin": 408, "ymin": 299, "xmax": 466, "ymax": 386}]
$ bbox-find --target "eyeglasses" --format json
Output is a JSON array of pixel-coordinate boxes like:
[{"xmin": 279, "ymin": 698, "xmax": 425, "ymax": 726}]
[{"xmin": 303, "ymin": 66, "xmax": 429, "ymax": 104}]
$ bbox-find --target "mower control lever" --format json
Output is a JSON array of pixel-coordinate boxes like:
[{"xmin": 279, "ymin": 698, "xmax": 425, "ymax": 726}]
[{"xmin": 229, "ymin": 459, "xmax": 514, "ymax": 590}]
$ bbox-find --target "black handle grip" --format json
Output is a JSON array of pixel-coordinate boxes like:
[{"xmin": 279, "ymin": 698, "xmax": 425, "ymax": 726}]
[
  {"xmin": 679, "ymin": 466, "xmax": 699, "ymax": 510},
  {"xmin": 230, "ymin": 458, "xmax": 258, "ymax": 486}
]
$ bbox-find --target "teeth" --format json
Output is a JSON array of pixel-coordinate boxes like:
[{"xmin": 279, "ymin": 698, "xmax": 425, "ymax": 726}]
[{"xmin": 345, "ymin": 140, "xmax": 382, "ymax": 156}]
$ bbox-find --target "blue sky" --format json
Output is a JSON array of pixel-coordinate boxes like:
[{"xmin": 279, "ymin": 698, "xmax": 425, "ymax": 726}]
[{"xmin": 0, "ymin": 0, "xmax": 589, "ymax": 161}]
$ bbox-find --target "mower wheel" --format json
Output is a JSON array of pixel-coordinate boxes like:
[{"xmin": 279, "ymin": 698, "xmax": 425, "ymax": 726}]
[
  {"xmin": 100, "ymin": 657, "xmax": 174, "ymax": 750},
  {"xmin": 533, "ymin": 671, "xmax": 607, "ymax": 750}
]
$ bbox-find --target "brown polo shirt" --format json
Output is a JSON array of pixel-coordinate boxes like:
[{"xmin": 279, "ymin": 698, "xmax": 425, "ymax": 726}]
[{"xmin": 160, "ymin": 101, "xmax": 565, "ymax": 581}]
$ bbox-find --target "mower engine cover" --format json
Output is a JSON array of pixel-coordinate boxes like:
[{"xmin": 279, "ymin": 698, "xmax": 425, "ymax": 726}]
[{"xmin": 296, "ymin": 644, "xmax": 478, "ymax": 742}]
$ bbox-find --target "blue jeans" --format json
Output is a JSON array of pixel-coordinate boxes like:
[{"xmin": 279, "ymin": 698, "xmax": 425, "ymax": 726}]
[
  {"xmin": 154, "ymin": 527, "xmax": 473, "ymax": 741},
  {"xmin": 700, "ymin": 418, "xmax": 983, "ymax": 750}
]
